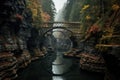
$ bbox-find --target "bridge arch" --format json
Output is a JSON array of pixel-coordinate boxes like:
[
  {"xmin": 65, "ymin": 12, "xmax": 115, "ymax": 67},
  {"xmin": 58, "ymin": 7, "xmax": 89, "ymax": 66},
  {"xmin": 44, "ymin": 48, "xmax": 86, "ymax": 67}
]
[
  {"xmin": 40, "ymin": 22, "xmax": 81, "ymax": 50},
  {"xmin": 42, "ymin": 27, "xmax": 74, "ymax": 52},
  {"xmin": 43, "ymin": 27, "xmax": 73, "ymax": 37}
]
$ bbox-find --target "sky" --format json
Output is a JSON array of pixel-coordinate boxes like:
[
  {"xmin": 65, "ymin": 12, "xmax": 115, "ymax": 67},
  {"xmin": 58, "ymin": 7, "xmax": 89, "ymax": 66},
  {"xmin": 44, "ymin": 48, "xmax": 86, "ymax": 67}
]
[{"xmin": 53, "ymin": 0, "xmax": 67, "ymax": 13}]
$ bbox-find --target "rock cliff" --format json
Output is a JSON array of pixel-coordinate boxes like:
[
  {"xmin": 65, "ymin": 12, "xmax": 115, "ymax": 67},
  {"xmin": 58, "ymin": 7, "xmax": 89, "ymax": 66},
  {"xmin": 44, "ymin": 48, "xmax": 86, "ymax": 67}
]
[{"xmin": 0, "ymin": 0, "xmax": 43, "ymax": 80}]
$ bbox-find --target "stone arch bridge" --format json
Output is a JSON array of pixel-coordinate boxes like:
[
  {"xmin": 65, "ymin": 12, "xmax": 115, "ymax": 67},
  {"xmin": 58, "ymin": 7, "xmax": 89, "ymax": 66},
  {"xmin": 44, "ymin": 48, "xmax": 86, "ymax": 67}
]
[
  {"xmin": 39, "ymin": 22, "xmax": 82, "ymax": 39},
  {"xmin": 39, "ymin": 22, "xmax": 82, "ymax": 48}
]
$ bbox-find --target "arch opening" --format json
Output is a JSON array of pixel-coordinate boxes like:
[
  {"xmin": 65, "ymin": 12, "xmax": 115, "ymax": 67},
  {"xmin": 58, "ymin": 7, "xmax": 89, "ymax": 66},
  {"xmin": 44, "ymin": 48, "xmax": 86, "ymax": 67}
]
[{"xmin": 43, "ymin": 27, "xmax": 73, "ymax": 52}]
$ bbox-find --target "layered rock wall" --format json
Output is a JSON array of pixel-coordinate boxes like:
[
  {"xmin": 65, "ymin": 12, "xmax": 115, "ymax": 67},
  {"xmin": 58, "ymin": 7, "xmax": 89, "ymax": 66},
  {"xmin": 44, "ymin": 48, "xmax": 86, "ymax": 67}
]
[{"xmin": 0, "ymin": 0, "xmax": 43, "ymax": 80}]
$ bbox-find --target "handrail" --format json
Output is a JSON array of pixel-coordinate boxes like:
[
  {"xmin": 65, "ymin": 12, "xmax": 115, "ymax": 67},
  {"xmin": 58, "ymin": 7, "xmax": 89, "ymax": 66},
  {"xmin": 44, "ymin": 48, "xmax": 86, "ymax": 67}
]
[{"xmin": 40, "ymin": 21, "xmax": 81, "ymax": 24}]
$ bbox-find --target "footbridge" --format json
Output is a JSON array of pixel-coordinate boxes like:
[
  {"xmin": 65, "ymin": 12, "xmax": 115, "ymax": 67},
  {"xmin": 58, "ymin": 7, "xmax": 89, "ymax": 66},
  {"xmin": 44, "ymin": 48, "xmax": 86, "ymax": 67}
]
[
  {"xmin": 39, "ymin": 22, "xmax": 83, "ymax": 51},
  {"xmin": 39, "ymin": 22, "xmax": 83, "ymax": 39}
]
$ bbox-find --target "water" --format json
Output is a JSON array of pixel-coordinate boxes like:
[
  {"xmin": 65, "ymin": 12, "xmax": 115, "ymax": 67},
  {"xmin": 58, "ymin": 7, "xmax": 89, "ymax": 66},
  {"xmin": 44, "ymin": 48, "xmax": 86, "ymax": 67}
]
[
  {"xmin": 16, "ymin": 51, "xmax": 104, "ymax": 80},
  {"xmin": 52, "ymin": 52, "xmax": 73, "ymax": 75},
  {"xmin": 43, "ymin": 30, "xmax": 73, "ymax": 75}
]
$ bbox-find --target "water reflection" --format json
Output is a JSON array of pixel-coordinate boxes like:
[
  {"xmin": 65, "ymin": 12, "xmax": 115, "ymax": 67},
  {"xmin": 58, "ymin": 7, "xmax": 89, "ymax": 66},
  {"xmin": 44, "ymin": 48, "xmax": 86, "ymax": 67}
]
[
  {"xmin": 43, "ymin": 28, "xmax": 73, "ymax": 75},
  {"xmin": 41, "ymin": 50, "xmax": 73, "ymax": 75},
  {"xmin": 52, "ymin": 52, "xmax": 72, "ymax": 75},
  {"xmin": 52, "ymin": 76, "xmax": 65, "ymax": 80}
]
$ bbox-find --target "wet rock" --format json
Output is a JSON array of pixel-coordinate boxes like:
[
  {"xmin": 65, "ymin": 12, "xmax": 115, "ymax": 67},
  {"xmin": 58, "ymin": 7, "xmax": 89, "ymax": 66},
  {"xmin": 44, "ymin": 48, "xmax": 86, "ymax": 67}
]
[
  {"xmin": 102, "ymin": 49, "xmax": 120, "ymax": 80},
  {"xmin": 79, "ymin": 53, "xmax": 106, "ymax": 73},
  {"xmin": 0, "ymin": 52, "xmax": 17, "ymax": 80},
  {"xmin": 0, "ymin": 0, "xmax": 34, "ymax": 79},
  {"xmin": 14, "ymin": 50, "xmax": 31, "ymax": 69}
]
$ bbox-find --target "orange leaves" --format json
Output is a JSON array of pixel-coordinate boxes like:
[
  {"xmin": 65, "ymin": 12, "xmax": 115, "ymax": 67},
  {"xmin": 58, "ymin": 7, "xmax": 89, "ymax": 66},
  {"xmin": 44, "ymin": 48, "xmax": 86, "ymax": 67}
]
[
  {"xmin": 112, "ymin": 4, "xmax": 120, "ymax": 11},
  {"xmin": 41, "ymin": 12, "xmax": 51, "ymax": 22},
  {"xmin": 15, "ymin": 14, "xmax": 23, "ymax": 20},
  {"xmin": 87, "ymin": 25, "xmax": 100, "ymax": 34}
]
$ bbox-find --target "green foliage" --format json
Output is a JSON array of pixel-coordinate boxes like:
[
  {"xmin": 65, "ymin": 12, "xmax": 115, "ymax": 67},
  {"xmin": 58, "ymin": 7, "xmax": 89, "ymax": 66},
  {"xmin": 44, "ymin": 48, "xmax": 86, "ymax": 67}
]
[
  {"xmin": 64, "ymin": 0, "xmax": 74, "ymax": 21},
  {"xmin": 69, "ymin": 0, "xmax": 81, "ymax": 21},
  {"xmin": 26, "ymin": 0, "xmax": 43, "ymax": 28},
  {"xmin": 40, "ymin": 0, "xmax": 56, "ymax": 21},
  {"xmin": 79, "ymin": 0, "xmax": 105, "ymax": 33}
]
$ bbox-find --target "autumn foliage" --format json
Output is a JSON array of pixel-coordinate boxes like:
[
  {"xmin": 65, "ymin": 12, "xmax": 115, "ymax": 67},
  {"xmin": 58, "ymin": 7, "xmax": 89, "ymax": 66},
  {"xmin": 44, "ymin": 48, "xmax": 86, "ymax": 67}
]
[
  {"xmin": 15, "ymin": 14, "xmax": 23, "ymax": 21},
  {"xmin": 41, "ymin": 12, "xmax": 51, "ymax": 22},
  {"xmin": 87, "ymin": 25, "xmax": 100, "ymax": 34}
]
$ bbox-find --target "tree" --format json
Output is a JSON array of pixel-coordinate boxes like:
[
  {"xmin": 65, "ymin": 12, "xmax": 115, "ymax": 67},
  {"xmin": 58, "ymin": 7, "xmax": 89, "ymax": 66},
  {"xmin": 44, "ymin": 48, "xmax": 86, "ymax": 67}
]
[
  {"xmin": 40, "ymin": 0, "xmax": 56, "ymax": 21},
  {"xmin": 26, "ymin": 0, "xmax": 43, "ymax": 27}
]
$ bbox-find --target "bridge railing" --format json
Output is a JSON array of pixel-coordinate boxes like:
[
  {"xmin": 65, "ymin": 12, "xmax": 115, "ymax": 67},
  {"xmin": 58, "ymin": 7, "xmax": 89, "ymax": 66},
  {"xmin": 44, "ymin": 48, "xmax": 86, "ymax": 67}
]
[
  {"xmin": 39, "ymin": 22, "xmax": 81, "ymax": 33},
  {"xmin": 40, "ymin": 22, "xmax": 80, "ymax": 27}
]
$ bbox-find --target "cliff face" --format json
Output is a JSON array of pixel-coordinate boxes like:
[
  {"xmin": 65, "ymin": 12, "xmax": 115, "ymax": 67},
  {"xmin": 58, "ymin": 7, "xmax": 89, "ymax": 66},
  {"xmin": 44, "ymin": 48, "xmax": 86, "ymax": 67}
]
[
  {"xmin": 0, "ymin": 0, "xmax": 43, "ymax": 79},
  {"xmin": 0, "ymin": 0, "xmax": 32, "ymax": 52}
]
